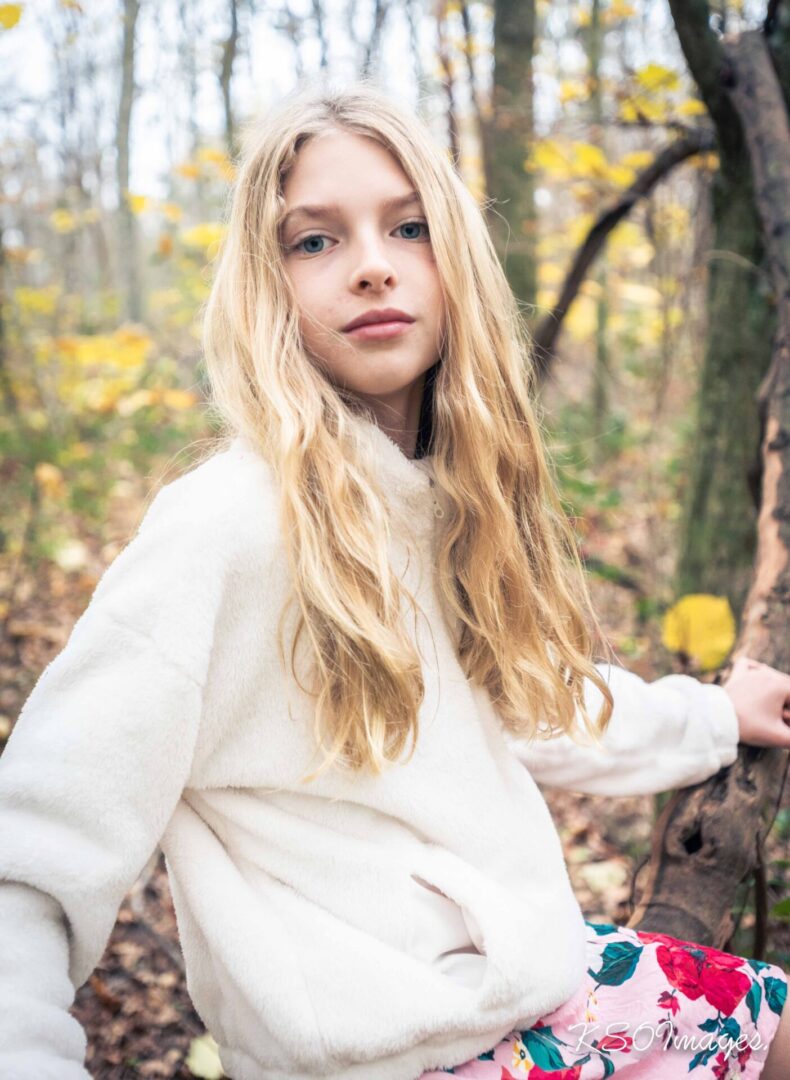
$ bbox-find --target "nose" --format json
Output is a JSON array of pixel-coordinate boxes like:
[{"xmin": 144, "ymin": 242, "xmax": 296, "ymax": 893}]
[{"xmin": 348, "ymin": 234, "xmax": 398, "ymax": 292}]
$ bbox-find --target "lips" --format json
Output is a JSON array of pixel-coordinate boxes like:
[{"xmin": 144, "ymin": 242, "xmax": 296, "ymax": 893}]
[{"xmin": 341, "ymin": 308, "xmax": 415, "ymax": 332}]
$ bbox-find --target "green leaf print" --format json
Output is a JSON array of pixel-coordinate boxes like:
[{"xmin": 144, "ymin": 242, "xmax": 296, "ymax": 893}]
[
  {"xmin": 587, "ymin": 923, "xmax": 618, "ymax": 936},
  {"xmin": 745, "ymin": 980, "xmax": 762, "ymax": 1025},
  {"xmin": 689, "ymin": 1043, "xmax": 720, "ymax": 1070},
  {"xmin": 587, "ymin": 941, "xmax": 643, "ymax": 987},
  {"xmin": 601, "ymin": 1055, "xmax": 615, "ymax": 1078},
  {"xmin": 521, "ymin": 1028, "xmax": 569, "ymax": 1071},
  {"xmin": 765, "ymin": 976, "xmax": 788, "ymax": 1016},
  {"xmin": 720, "ymin": 1017, "xmax": 740, "ymax": 1044}
]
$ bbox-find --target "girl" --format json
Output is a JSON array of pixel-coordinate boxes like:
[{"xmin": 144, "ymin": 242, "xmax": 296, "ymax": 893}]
[{"xmin": 1, "ymin": 81, "xmax": 790, "ymax": 1080}]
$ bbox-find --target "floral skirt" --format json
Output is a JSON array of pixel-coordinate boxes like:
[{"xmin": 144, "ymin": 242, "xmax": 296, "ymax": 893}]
[{"xmin": 421, "ymin": 921, "xmax": 788, "ymax": 1079}]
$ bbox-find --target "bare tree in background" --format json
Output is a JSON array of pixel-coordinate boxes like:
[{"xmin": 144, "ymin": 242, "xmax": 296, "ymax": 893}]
[
  {"xmin": 219, "ymin": 0, "xmax": 241, "ymax": 156},
  {"xmin": 481, "ymin": 0, "xmax": 538, "ymax": 312},
  {"xmin": 117, "ymin": 0, "xmax": 142, "ymax": 321}
]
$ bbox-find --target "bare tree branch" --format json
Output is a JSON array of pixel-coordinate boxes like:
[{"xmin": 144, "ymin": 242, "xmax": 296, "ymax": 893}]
[{"xmin": 532, "ymin": 130, "xmax": 716, "ymax": 379}]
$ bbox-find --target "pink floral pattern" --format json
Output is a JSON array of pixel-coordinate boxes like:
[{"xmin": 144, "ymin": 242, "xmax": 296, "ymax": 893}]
[{"xmin": 420, "ymin": 922, "xmax": 787, "ymax": 1079}]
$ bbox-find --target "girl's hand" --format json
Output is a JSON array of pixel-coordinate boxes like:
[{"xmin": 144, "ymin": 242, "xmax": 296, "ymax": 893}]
[{"xmin": 721, "ymin": 656, "xmax": 790, "ymax": 749}]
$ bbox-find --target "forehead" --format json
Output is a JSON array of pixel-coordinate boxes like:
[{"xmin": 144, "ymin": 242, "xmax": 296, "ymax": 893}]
[{"xmin": 281, "ymin": 129, "xmax": 414, "ymax": 205}]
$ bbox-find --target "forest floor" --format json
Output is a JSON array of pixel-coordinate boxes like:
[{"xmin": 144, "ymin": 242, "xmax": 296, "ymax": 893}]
[{"xmin": 2, "ymin": 409, "xmax": 789, "ymax": 1078}]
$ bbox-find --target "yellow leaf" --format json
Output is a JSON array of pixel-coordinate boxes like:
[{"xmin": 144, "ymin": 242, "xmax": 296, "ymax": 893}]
[
  {"xmin": 620, "ymin": 150, "xmax": 655, "ymax": 171},
  {"xmin": 175, "ymin": 161, "xmax": 201, "ymax": 180},
  {"xmin": 50, "ymin": 208, "xmax": 77, "ymax": 233},
  {"xmin": 619, "ymin": 95, "xmax": 669, "ymax": 123},
  {"xmin": 529, "ymin": 139, "xmax": 573, "ymax": 179},
  {"xmin": 605, "ymin": 0, "xmax": 636, "ymax": 20},
  {"xmin": 197, "ymin": 146, "xmax": 230, "ymax": 168},
  {"xmin": 606, "ymin": 163, "xmax": 636, "ymax": 188},
  {"xmin": 14, "ymin": 285, "xmax": 60, "ymax": 315},
  {"xmin": 566, "ymin": 294, "xmax": 597, "ymax": 341},
  {"xmin": 68, "ymin": 441, "xmax": 92, "ymax": 461},
  {"xmin": 538, "ymin": 262, "xmax": 565, "ymax": 287},
  {"xmin": 186, "ymin": 1033, "xmax": 224, "ymax": 1079},
  {"xmin": 0, "ymin": 4, "xmax": 23, "ymax": 30},
  {"xmin": 661, "ymin": 594, "xmax": 736, "ymax": 672},
  {"xmin": 161, "ymin": 201, "xmax": 183, "ymax": 222},
  {"xmin": 559, "ymin": 79, "xmax": 588, "ymax": 105},
  {"xmin": 572, "ymin": 142, "xmax": 609, "ymax": 177},
  {"xmin": 567, "ymin": 212, "xmax": 596, "ymax": 248},
  {"xmin": 678, "ymin": 98, "xmax": 708, "ymax": 117},
  {"xmin": 696, "ymin": 151, "xmax": 720, "ymax": 172},
  {"xmin": 180, "ymin": 222, "xmax": 227, "ymax": 257},
  {"xmin": 113, "ymin": 325, "xmax": 154, "ymax": 368},
  {"xmin": 162, "ymin": 388, "xmax": 197, "ymax": 410},
  {"xmin": 34, "ymin": 462, "xmax": 65, "ymax": 498},
  {"xmin": 635, "ymin": 63, "xmax": 680, "ymax": 93},
  {"xmin": 126, "ymin": 192, "xmax": 149, "ymax": 214}
]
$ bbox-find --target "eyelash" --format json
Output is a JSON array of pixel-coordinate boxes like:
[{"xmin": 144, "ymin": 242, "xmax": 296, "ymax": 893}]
[{"xmin": 287, "ymin": 219, "xmax": 430, "ymax": 256}]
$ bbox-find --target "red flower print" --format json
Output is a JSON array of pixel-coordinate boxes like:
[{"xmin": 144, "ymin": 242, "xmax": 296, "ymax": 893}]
[
  {"xmin": 638, "ymin": 932, "xmax": 751, "ymax": 1015},
  {"xmin": 712, "ymin": 1051, "xmax": 729, "ymax": 1080},
  {"xmin": 638, "ymin": 931, "xmax": 745, "ymax": 971},
  {"xmin": 657, "ymin": 990, "xmax": 680, "ymax": 1015},
  {"xmin": 598, "ymin": 1033, "xmax": 633, "ymax": 1053}
]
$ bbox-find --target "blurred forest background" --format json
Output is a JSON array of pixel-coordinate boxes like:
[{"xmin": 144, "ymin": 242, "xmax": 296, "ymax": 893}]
[{"xmin": 3, "ymin": 0, "xmax": 790, "ymax": 1076}]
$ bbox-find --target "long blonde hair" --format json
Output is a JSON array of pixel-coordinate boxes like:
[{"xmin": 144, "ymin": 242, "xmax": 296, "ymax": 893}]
[{"xmin": 202, "ymin": 78, "xmax": 615, "ymax": 778}]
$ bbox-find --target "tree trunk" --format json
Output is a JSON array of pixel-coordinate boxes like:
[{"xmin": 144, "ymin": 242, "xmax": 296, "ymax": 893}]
[
  {"xmin": 669, "ymin": 0, "xmax": 775, "ymax": 619},
  {"xmin": 629, "ymin": 26, "xmax": 790, "ymax": 952},
  {"xmin": 219, "ymin": 0, "xmax": 239, "ymax": 158},
  {"xmin": 588, "ymin": 0, "xmax": 611, "ymax": 466},
  {"xmin": 117, "ymin": 0, "xmax": 142, "ymax": 322},
  {"xmin": 482, "ymin": 0, "xmax": 537, "ymax": 311},
  {"xmin": 436, "ymin": 2, "xmax": 461, "ymax": 169}
]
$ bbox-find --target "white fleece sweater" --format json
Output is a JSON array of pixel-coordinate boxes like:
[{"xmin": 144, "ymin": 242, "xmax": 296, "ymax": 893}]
[{"xmin": 0, "ymin": 416, "xmax": 740, "ymax": 1080}]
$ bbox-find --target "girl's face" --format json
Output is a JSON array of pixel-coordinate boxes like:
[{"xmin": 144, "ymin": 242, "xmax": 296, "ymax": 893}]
[{"xmin": 280, "ymin": 129, "xmax": 446, "ymax": 423}]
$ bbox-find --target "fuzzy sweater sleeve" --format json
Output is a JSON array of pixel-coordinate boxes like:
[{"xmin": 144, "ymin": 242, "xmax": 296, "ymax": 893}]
[
  {"xmin": 0, "ymin": 470, "xmax": 242, "ymax": 1077},
  {"xmin": 503, "ymin": 661, "xmax": 740, "ymax": 796}
]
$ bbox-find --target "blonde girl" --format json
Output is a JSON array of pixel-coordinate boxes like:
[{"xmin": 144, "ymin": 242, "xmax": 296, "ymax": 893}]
[{"xmin": 2, "ymin": 80, "xmax": 790, "ymax": 1080}]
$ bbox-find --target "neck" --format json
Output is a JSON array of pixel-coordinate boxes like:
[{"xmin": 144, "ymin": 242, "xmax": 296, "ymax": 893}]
[{"xmin": 355, "ymin": 372, "xmax": 427, "ymax": 460}]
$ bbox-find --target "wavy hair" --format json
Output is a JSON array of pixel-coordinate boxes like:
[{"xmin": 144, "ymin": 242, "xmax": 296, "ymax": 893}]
[{"xmin": 202, "ymin": 78, "xmax": 615, "ymax": 778}]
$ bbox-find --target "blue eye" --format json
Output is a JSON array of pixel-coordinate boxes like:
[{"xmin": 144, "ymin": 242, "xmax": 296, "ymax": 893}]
[
  {"xmin": 293, "ymin": 234, "xmax": 331, "ymax": 255},
  {"xmin": 288, "ymin": 220, "xmax": 429, "ymax": 257},
  {"xmin": 397, "ymin": 220, "xmax": 429, "ymax": 240}
]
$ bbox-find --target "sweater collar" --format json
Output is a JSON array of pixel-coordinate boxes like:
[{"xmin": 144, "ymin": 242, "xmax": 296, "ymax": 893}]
[
  {"xmin": 352, "ymin": 414, "xmax": 441, "ymax": 541},
  {"xmin": 233, "ymin": 416, "xmax": 442, "ymax": 541}
]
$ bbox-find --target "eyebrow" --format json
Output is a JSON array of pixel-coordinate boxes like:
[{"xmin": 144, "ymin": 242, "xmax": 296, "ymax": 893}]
[{"xmin": 279, "ymin": 191, "xmax": 423, "ymax": 235}]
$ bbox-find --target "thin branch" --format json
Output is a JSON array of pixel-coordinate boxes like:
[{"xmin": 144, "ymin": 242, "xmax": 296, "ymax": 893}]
[{"xmin": 532, "ymin": 130, "xmax": 716, "ymax": 377}]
